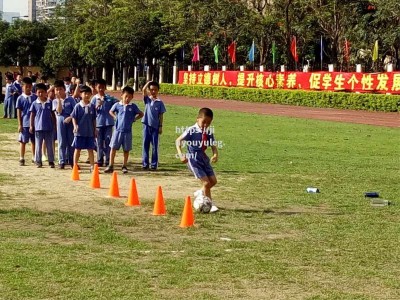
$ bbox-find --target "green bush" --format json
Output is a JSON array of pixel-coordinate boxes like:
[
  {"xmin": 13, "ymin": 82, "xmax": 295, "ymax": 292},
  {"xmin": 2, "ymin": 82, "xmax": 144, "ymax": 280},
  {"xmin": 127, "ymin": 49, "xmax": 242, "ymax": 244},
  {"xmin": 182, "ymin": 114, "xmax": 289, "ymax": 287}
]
[{"xmin": 160, "ymin": 84, "xmax": 400, "ymax": 112}]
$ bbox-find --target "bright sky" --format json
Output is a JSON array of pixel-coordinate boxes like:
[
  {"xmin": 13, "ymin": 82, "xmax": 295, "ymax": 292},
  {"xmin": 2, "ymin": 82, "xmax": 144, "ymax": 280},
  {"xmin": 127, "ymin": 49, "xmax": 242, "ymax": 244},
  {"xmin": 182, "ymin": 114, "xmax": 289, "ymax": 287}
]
[{"xmin": 3, "ymin": 0, "xmax": 28, "ymax": 15}]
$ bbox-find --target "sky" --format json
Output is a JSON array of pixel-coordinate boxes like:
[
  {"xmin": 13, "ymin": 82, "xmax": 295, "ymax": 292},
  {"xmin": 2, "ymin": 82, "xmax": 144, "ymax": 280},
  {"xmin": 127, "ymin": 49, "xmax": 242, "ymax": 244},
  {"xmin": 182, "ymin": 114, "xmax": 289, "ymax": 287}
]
[{"xmin": 3, "ymin": 0, "xmax": 28, "ymax": 15}]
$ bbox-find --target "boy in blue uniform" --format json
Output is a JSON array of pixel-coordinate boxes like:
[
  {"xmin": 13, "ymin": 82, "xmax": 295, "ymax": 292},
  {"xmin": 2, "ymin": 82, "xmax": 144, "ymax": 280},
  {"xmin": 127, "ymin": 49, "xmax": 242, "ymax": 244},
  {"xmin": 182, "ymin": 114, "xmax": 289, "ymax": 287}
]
[
  {"xmin": 16, "ymin": 77, "xmax": 37, "ymax": 166},
  {"xmin": 53, "ymin": 80, "xmax": 76, "ymax": 169},
  {"xmin": 3, "ymin": 74, "xmax": 18, "ymax": 119},
  {"xmin": 176, "ymin": 108, "xmax": 219, "ymax": 212},
  {"xmin": 29, "ymin": 83, "xmax": 56, "ymax": 168},
  {"xmin": 91, "ymin": 78, "xmax": 117, "ymax": 166},
  {"xmin": 71, "ymin": 85, "xmax": 96, "ymax": 171},
  {"xmin": 141, "ymin": 81, "xmax": 166, "ymax": 170},
  {"xmin": 13, "ymin": 74, "xmax": 22, "ymax": 119},
  {"xmin": 104, "ymin": 86, "xmax": 143, "ymax": 174}
]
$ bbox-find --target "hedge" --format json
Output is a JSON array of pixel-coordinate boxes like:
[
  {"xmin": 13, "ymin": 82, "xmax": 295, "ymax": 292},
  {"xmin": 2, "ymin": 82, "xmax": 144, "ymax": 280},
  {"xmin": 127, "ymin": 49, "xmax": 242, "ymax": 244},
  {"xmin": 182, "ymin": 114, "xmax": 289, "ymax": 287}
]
[{"xmin": 160, "ymin": 84, "xmax": 400, "ymax": 112}]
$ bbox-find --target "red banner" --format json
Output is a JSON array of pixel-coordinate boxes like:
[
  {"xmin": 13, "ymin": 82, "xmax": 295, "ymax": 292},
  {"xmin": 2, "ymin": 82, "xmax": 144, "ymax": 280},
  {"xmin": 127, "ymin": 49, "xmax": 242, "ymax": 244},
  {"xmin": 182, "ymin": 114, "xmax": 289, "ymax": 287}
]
[{"xmin": 178, "ymin": 71, "xmax": 400, "ymax": 94}]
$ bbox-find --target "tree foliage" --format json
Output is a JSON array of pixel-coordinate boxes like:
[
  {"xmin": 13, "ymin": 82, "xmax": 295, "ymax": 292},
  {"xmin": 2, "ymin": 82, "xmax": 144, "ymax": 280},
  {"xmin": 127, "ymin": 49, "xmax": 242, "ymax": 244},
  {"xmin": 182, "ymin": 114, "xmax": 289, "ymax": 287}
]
[{"xmin": 0, "ymin": 0, "xmax": 398, "ymax": 73}]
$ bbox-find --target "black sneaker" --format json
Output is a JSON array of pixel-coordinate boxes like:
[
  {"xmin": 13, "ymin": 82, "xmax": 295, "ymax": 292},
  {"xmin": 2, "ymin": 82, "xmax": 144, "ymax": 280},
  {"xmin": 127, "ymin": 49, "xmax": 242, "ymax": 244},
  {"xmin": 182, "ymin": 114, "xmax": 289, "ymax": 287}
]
[
  {"xmin": 142, "ymin": 166, "xmax": 149, "ymax": 170},
  {"xmin": 58, "ymin": 163, "xmax": 65, "ymax": 169},
  {"xmin": 49, "ymin": 162, "xmax": 55, "ymax": 168},
  {"xmin": 150, "ymin": 167, "xmax": 157, "ymax": 171},
  {"xmin": 36, "ymin": 162, "xmax": 43, "ymax": 168},
  {"xmin": 19, "ymin": 159, "xmax": 25, "ymax": 166},
  {"xmin": 104, "ymin": 165, "xmax": 114, "ymax": 173},
  {"xmin": 122, "ymin": 166, "xmax": 128, "ymax": 174}
]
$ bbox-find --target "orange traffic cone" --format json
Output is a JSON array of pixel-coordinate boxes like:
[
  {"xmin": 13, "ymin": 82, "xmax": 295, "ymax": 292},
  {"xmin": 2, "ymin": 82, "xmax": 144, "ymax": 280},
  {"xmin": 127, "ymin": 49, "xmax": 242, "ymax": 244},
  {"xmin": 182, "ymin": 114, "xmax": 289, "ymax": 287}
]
[
  {"xmin": 71, "ymin": 164, "xmax": 80, "ymax": 181},
  {"xmin": 90, "ymin": 164, "xmax": 101, "ymax": 188},
  {"xmin": 179, "ymin": 196, "xmax": 195, "ymax": 228},
  {"xmin": 125, "ymin": 178, "xmax": 140, "ymax": 206},
  {"xmin": 108, "ymin": 171, "xmax": 120, "ymax": 197},
  {"xmin": 152, "ymin": 186, "xmax": 166, "ymax": 215}
]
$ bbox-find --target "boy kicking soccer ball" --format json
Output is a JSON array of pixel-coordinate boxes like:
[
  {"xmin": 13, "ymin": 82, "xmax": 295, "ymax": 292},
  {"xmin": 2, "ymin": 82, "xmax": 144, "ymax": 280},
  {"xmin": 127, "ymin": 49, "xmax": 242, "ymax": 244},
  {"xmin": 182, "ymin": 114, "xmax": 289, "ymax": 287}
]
[{"xmin": 176, "ymin": 107, "xmax": 219, "ymax": 213}]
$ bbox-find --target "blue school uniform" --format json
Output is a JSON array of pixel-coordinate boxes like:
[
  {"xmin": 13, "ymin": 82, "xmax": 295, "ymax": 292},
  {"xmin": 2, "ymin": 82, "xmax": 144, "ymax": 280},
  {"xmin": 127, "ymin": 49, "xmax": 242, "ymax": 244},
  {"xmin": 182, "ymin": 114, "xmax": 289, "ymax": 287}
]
[
  {"xmin": 109, "ymin": 102, "xmax": 142, "ymax": 151},
  {"xmin": 16, "ymin": 93, "xmax": 37, "ymax": 143},
  {"xmin": 53, "ymin": 97, "xmax": 76, "ymax": 165},
  {"xmin": 91, "ymin": 94, "xmax": 117, "ymax": 165},
  {"xmin": 71, "ymin": 101, "xmax": 96, "ymax": 150},
  {"xmin": 4, "ymin": 83, "xmax": 18, "ymax": 118},
  {"xmin": 141, "ymin": 96, "xmax": 166, "ymax": 169},
  {"xmin": 180, "ymin": 123, "xmax": 215, "ymax": 179},
  {"xmin": 30, "ymin": 99, "xmax": 55, "ymax": 164},
  {"xmin": 13, "ymin": 81, "xmax": 22, "ymax": 117}
]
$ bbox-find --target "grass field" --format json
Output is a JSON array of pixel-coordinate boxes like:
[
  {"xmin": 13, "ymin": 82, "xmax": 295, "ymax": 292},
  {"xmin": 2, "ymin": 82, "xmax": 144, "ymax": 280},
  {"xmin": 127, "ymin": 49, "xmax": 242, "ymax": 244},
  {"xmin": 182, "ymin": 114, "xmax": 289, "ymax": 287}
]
[{"xmin": 0, "ymin": 102, "xmax": 399, "ymax": 299}]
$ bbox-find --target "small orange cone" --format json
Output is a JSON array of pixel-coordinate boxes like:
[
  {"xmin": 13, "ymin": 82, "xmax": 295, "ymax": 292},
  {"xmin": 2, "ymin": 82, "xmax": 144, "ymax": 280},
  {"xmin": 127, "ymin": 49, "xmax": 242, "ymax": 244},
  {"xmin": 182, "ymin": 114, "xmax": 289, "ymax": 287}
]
[
  {"xmin": 125, "ymin": 178, "xmax": 140, "ymax": 206},
  {"xmin": 108, "ymin": 171, "xmax": 120, "ymax": 197},
  {"xmin": 152, "ymin": 186, "xmax": 166, "ymax": 215},
  {"xmin": 179, "ymin": 196, "xmax": 195, "ymax": 228},
  {"xmin": 71, "ymin": 164, "xmax": 80, "ymax": 181},
  {"xmin": 90, "ymin": 164, "xmax": 101, "ymax": 188}
]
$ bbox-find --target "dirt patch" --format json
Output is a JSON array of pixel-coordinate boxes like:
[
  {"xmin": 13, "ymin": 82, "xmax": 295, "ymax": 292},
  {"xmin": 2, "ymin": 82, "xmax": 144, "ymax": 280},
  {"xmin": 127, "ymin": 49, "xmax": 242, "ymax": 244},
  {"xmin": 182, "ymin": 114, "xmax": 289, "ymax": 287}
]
[{"xmin": 0, "ymin": 137, "xmax": 199, "ymax": 215}]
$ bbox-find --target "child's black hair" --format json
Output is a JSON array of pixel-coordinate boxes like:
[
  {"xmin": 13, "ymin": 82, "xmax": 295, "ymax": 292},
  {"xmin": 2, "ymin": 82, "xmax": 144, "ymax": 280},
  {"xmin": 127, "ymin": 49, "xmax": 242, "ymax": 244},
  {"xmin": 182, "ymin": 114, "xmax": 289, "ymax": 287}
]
[
  {"xmin": 35, "ymin": 83, "xmax": 47, "ymax": 91},
  {"xmin": 40, "ymin": 75, "xmax": 48, "ymax": 81},
  {"xmin": 198, "ymin": 107, "xmax": 214, "ymax": 119},
  {"xmin": 22, "ymin": 77, "xmax": 33, "ymax": 85},
  {"xmin": 63, "ymin": 76, "xmax": 71, "ymax": 82},
  {"xmin": 122, "ymin": 86, "xmax": 134, "ymax": 95},
  {"xmin": 6, "ymin": 74, "xmax": 14, "ymax": 81},
  {"xmin": 80, "ymin": 85, "xmax": 92, "ymax": 93},
  {"xmin": 88, "ymin": 79, "xmax": 97, "ymax": 87},
  {"xmin": 96, "ymin": 78, "xmax": 107, "ymax": 86},
  {"xmin": 148, "ymin": 81, "xmax": 160, "ymax": 90},
  {"xmin": 31, "ymin": 75, "xmax": 37, "ymax": 83},
  {"xmin": 54, "ymin": 79, "xmax": 65, "ymax": 89}
]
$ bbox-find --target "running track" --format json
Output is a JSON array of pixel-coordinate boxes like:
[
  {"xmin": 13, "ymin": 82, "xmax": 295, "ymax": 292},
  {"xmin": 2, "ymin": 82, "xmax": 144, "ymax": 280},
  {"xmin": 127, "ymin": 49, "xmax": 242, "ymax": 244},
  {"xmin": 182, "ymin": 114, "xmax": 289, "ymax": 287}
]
[{"xmin": 110, "ymin": 92, "xmax": 399, "ymax": 128}]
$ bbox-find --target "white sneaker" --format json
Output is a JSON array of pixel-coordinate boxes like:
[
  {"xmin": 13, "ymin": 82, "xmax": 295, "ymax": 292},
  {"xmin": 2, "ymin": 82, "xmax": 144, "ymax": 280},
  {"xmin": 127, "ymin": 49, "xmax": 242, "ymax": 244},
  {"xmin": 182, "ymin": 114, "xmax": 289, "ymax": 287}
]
[
  {"xmin": 210, "ymin": 204, "xmax": 219, "ymax": 213},
  {"xmin": 194, "ymin": 189, "xmax": 203, "ymax": 198}
]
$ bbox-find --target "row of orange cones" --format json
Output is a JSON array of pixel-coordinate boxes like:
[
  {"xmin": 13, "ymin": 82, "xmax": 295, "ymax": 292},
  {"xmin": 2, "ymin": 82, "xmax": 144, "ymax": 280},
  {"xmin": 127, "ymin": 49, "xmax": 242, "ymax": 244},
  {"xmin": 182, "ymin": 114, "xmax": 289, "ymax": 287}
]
[{"xmin": 71, "ymin": 164, "xmax": 195, "ymax": 228}]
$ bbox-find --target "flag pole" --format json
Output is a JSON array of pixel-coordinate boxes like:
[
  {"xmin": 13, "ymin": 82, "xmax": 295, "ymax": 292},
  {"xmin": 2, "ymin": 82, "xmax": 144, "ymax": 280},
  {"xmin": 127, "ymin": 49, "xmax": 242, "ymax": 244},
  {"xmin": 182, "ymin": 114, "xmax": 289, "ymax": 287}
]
[{"xmin": 320, "ymin": 35, "xmax": 323, "ymax": 71}]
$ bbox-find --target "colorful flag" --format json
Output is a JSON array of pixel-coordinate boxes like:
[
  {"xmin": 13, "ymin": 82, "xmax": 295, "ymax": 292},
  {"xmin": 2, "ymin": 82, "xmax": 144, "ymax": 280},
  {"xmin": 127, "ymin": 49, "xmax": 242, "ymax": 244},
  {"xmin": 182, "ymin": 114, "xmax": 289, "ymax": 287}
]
[
  {"xmin": 344, "ymin": 38, "xmax": 350, "ymax": 62},
  {"xmin": 372, "ymin": 40, "xmax": 378, "ymax": 62},
  {"xmin": 248, "ymin": 40, "xmax": 255, "ymax": 62},
  {"xmin": 290, "ymin": 36, "xmax": 298, "ymax": 62},
  {"xmin": 192, "ymin": 44, "xmax": 200, "ymax": 62},
  {"xmin": 272, "ymin": 41, "xmax": 276, "ymax": 65},
  {"xmin": 213, "ymin": 44, "xmax": 219, "ymax": 64},
  {"xmin": 228, "ymin": 41, "xmax": 236, "ymax": 63}
]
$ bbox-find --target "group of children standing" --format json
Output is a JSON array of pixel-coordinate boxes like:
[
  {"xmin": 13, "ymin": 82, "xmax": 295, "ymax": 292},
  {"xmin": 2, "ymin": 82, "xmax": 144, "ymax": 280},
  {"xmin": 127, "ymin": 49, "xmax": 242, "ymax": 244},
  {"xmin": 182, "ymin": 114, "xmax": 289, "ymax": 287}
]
[
  {"xmin": 10, "ymin": 73, "xmax": 220, "ymax": 212},
  {"xmin": 14, "ymin": 76, "xmax": 166, "ymax": 174}
]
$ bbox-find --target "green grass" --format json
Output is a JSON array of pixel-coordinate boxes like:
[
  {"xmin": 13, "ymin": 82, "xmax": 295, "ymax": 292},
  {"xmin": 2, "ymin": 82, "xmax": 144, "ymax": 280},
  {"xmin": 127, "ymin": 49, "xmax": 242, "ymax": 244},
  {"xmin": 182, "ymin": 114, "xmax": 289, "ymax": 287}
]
[{"xmin": 0, "ymin": 102, "xmax": 399, "ymax": 299}]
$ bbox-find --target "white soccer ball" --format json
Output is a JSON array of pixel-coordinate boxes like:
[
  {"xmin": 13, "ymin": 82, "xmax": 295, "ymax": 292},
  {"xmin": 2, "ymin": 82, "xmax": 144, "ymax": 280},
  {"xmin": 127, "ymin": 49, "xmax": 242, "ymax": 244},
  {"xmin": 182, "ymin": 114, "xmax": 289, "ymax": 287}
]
[{"xmin": 193, "ymin": 195, "xmax": 212, "ymax": 213}]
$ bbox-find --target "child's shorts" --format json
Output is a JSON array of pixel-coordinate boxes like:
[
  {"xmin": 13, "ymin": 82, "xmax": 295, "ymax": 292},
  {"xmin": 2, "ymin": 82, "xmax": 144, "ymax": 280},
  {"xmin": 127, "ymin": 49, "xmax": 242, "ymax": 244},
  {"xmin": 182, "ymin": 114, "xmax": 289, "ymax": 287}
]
[
  {"xmin": 110, "ymin": 131, "xmax": 132, "ymax": 151},
  {"xmin": 72, "ymin": 136, "xmax": 96, "ymax": 150},
  {"xmin": 187, "ymin": 152, "xmax": 215, "ymax": 179},
  {"xmin": 18, "ymin": 127, "xmax": 35, "ymax": 144}
]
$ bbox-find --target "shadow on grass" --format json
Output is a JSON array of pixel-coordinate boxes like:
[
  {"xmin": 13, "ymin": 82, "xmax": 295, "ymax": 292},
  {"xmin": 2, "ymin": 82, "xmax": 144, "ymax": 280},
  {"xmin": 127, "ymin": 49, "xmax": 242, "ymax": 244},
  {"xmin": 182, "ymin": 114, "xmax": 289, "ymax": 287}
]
[{"xmin": 218, "ymin": 207, "xmax": 343, "ymax": 216}]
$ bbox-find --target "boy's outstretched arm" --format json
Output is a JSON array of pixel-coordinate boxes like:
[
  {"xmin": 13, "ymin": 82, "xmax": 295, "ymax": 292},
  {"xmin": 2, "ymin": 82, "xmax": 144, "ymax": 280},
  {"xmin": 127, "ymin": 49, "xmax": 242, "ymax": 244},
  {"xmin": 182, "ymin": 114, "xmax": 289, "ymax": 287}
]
[
  {"xmin": 29, "ymin": 112, "xmax": 35, "ymax": 134},
  {"xmin": 142, "ymin": 81, "xmax": 151, "ymax": 96},
  {"xmin": 211, "ymin": 146, "xmax": 218, "ymax": 163},
  {"xmin": 158, "ymin": 113, "xmax": 164, "ymax": 135},
  {"xmin": 175, "ymin": 135, "xmax": 188, "ymax": 163},
  {"xmin": 134, "ymin": 111, "xmax": 144, "ymax": 121}
]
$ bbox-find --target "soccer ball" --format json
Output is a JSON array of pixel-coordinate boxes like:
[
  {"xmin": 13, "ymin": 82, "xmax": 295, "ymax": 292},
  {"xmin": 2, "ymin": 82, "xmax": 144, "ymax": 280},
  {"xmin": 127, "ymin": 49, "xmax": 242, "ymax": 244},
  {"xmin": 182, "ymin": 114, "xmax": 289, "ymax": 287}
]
[{"xmin": 193, "ymin": 195, "xmax": 212, "ymax": 213}]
